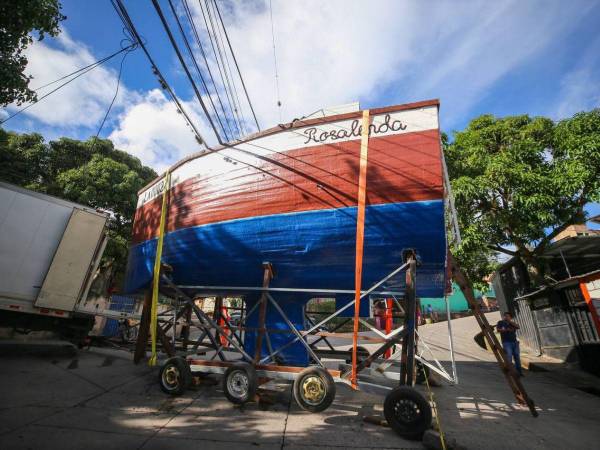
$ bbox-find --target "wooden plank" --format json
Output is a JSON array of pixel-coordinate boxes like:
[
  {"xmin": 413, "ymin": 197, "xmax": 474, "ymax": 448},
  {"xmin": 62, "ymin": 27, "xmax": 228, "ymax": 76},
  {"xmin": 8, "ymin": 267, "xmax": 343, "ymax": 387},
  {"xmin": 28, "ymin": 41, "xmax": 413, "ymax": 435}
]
[
  {"xmin": 254, "ymin": 262, "xmax": 274, "ymax": 363},
  {"xmin": 314, "ymin": 331, "xmax": 386, "ymax": 343},
  {"xmin": 134, "ymin": 290, "xmax": 151, "ymax": 364},
  {"xmin": 187, "ymin": 359, "xmax": 341, "ymax": 378},
  {"xmin": 448, "ymin": 252, "xmax": 538, "ymax": 417}
]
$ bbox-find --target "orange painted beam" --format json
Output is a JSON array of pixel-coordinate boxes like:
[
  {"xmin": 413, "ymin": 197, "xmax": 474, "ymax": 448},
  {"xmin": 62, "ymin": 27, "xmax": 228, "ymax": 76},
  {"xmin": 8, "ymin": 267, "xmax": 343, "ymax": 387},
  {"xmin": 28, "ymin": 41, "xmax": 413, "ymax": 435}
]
[{"xmin": 351, "ymin": 110, "xmax": 371, "ymax": 389}]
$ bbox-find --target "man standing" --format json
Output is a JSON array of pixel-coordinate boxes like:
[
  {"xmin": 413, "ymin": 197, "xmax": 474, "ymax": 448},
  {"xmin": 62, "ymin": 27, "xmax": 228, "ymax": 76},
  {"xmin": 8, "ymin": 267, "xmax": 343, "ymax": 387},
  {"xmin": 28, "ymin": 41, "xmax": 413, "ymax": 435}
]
[
  {"xmin": 496, "ymin": 312, "xmax": 523, "ymax": 376},
  {"xmin": 426, "ymin": 304, "xmax": 435, "ymax": 322}
]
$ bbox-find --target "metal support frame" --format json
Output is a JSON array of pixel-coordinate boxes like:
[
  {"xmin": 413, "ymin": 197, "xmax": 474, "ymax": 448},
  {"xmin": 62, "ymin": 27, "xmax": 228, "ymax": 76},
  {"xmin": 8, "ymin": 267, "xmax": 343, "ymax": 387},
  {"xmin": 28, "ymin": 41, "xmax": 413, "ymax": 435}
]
[
  {"xmin": 399, "ymin": 257, "xmax": 417, "ymax": 386},
  {"xmin": 444, "ymin": 292, "xmax": 458, "ymax": 383},
  {"xmin": 267, "ymin": 293, "xmax": 324, "ymax": 367},
  {"xmin": 133, "ymin": 256, "xmax": 470, "ymax": 424},
  {"xmin": 160, "ymin": 274, "xmax": 253, "ymax": 361},
  {"xmin": 258, "ymin": 261, "xmax": 409, "ymax": 364},
  {"xmin": 254, "ymin": 262, "xmax": 274, "ymax": 363}
]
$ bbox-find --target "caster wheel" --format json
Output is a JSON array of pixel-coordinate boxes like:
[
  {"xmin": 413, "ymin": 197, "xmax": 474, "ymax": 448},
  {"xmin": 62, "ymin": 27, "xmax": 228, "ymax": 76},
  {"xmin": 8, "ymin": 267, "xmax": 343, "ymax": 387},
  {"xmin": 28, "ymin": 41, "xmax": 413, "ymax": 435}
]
[
  {"xmin": 159, "ymin": 356, "xmax": 192, "ymax": 396},
  {"xmin": 415, "ymin": 361, "xmax": 430, "ymax": 385},
  {"xmin": 345, "ymin": 346, "xmax": 371, "ymax": 367},
  {"xmin": 293, "ymin": 366, "xmax": 336, "ymax": 413},
  {"xmin": 223, "ymin": 362, "xmax": 257, "ymax": 405},
  {"xmin": 384, "ymin": 386, "xmax": 432, "ymax": 440}
]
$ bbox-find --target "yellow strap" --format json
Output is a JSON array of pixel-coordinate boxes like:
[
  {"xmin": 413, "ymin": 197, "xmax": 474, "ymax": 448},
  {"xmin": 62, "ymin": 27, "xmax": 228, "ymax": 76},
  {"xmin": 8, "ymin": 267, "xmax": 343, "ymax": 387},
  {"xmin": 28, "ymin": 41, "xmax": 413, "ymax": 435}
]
[
  {"xmin": 424, "ymin": 369, "xmax": 447, "ymax": 450},
  {"xmin": 351, "ymin": 109, "xmax": 370, "ymax": 389},
  {"xmin": 148, "ymin": 172, "xmax": 171, "ymax": 367}
]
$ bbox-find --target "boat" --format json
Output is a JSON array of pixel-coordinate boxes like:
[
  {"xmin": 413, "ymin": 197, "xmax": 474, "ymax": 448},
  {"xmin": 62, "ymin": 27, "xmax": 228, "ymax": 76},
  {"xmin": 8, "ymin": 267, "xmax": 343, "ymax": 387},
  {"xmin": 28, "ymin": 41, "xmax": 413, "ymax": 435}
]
[{"xmin": 124, "ymin": 98, "xmax": 448, "ymax": 365}]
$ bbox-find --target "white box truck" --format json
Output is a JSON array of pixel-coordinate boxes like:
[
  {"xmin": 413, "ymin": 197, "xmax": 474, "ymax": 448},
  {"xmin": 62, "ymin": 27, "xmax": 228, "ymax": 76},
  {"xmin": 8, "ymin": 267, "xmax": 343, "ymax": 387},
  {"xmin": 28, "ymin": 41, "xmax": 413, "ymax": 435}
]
[{"xmin": 0, "ymin": 182, "xmax": 111, "ymax": 341}]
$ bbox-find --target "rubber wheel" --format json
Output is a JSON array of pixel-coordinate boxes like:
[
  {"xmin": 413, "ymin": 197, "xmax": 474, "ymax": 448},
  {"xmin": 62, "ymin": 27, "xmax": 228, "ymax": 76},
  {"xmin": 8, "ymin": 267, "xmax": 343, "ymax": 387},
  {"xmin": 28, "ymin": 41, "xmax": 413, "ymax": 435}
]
[
  {"xmin": 345, "ymin": 346, "xmax": 371, "ymax": 367},
  {"xmin": 293, "ymin": 366, "xmax": 336, "ymax": 413},
  {"xmin": 159, "ymin": 356, "xmax": 192, "ymax": 396},
  {"xmin": 223, "ymin": 362, "xmax": 257, "ymax": 405},
  {"xmin": 384, "ymin": 387, "xmax": 432, "ymax": 440},
  {"xmin": 415, "ymin": 361, "xmax": 430, "ymax": 385}
]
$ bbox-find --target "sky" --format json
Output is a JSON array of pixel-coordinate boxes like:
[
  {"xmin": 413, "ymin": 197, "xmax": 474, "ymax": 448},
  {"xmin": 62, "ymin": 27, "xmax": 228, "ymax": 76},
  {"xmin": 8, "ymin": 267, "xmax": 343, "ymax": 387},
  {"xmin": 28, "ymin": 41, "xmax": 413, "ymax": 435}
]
[{"xmin": 1, "ymin": 0, "xmax": 600, "ymax": 217}]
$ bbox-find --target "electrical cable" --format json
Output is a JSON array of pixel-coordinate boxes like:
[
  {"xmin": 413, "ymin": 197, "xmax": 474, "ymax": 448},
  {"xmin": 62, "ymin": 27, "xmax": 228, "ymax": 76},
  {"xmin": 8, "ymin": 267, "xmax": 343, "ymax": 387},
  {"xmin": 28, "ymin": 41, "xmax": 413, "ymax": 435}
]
[
  {"xmin": 94, "ymin": 40, "xmax": 135, "ymax": 139},
  {"xmin": 151, "ymin": 0, "xmax": 225, "ymax": 144},
  {"xmin": 207, "ymin": 0, "xmax": 245, "ymax": 135},
  {"xmin": 116, "ymin": 0, "xmax": 430, "ymax": 202},
  {"xmin": 269, "ymin": 0, "xmax": 282, "ymax": 122},
  {"xmin": 167, "ymin": 0, "xmax": 232, "ymax": 141},
  {"xmin": 182, "ymin": 0, "xmax": 236, "ymax": 140},
  {"xmin": 30, "ymin": 43, "xmax": 133, "ymax": 92},
  {"xmin": 198, "ymin": 0, "xmax": 241, "ymax": 138},
  {"xmin": 0, "ymin": 42, "xmax": 136, "ymax": 125},
  {"xmin": 111, "ymin": 0, "xmax": 208, "ymax": 146},
  {"xmin": 203, "ymin": 0, "xmax": 243, "ymax": 136},
  {"xmin": 213, "ymin": 0, "xmax": 260, "ymax": 131}
]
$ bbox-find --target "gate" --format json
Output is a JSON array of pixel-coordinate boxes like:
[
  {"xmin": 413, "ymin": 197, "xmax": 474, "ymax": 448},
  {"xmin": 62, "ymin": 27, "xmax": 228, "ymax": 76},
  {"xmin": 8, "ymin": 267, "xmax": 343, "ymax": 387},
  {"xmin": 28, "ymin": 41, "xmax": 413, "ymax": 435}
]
[{"xmin": 514, "ymin": 297, "xmax": 541, "ymax": 356}]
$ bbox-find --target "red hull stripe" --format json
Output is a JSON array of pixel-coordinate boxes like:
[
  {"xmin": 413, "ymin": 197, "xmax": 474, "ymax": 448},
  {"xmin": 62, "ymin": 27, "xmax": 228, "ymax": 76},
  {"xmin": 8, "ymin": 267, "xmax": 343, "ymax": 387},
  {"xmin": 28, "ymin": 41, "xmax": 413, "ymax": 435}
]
[{"xmin": 132, "ymin": 129, "xmax": 442, "ymax": 243}]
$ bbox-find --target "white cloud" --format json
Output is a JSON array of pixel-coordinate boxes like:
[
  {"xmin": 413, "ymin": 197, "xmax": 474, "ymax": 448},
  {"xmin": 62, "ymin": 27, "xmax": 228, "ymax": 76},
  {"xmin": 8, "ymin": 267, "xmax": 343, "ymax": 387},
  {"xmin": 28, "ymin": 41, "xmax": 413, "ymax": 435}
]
[
  {"xmin": 6, "ymin": 1, "xmax": 598, "ymax": 174},
  {"xmin": 206, "ymin": 0, "xmax": 418, "ymax": 128},
  {"xmin": 6, "ymin": 30, "xmax": 130, "ymax": 130},
  {"xmin": 553, "ymin": 35, "xmax": 600, "ymax": 119},
  {"xmin": 211, "ymin": 0, "xmax": 594, "ymax": 129},
  {"xmin": 108, "ymin": 89, "xmax": 209, "ymax": 172},
  {"xmin": 554, "ymin": 69, "xmax": 600, "ymax": 119}
]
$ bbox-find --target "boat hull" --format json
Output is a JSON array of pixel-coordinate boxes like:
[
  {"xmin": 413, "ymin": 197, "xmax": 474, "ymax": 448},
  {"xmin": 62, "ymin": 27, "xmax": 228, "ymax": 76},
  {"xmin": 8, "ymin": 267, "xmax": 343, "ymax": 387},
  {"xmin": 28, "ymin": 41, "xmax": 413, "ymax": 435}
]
[
  {"xmin": 125, "ymin": 199, "xmax": 446, "ymax": 297},
  {"xmin": 123, "ymin": 100, "xmax": 449, "ymax": 365}
]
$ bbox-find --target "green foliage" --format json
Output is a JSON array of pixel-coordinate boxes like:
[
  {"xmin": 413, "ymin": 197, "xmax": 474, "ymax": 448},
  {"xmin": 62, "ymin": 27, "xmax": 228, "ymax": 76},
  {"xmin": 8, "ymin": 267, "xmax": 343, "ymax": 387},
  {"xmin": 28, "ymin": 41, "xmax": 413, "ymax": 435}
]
[
  {"xmin": 446, "ymin": 110, "xmax": 600, "ymax": 286},
  {"xmin": 0, "ymin": 0, "xmax": 66, "ymax": 106},
  {"xmin": 0, "ymin": 131, "xmax": 157, "ymax": 286}
]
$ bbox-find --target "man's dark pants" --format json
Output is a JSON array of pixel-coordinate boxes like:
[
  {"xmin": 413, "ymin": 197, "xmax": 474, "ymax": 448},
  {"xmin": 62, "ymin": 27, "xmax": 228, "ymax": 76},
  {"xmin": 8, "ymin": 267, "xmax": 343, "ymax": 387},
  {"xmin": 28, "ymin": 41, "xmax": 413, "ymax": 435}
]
[{"xmin": 502, "ymin": 341, "xmax": 523, "ymax": 375}]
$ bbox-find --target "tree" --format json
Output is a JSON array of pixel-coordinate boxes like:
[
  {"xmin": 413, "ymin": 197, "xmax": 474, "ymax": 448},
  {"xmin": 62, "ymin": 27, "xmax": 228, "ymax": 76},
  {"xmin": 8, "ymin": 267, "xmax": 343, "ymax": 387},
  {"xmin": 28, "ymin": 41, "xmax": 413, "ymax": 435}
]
[
  {"xmin": 0, "ymin": 0, "xmax": 66, "ymax": 106},
  {"xmin": 445, "ymin": 110, "xmax": 600, "ymax": 287},
  {"xmin": 0, "ymin": 131, "xmax": 157, "ymax": 290}
]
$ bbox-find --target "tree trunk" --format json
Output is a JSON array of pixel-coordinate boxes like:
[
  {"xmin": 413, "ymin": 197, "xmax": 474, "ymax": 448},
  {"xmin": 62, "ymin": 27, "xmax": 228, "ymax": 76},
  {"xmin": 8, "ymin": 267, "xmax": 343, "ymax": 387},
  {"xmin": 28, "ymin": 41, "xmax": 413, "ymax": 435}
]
[{"xmin": 519, "ymin": 253, "xmax": 545, "ymax": 288}]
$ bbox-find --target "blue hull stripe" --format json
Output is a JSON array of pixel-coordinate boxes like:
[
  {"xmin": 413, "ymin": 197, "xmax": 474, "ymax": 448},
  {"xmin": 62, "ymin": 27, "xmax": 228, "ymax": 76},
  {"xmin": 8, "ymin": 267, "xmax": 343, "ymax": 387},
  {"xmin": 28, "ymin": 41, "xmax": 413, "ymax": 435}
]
[{"xmin": 124, "ymin": 199, "xmax": 447, "ymax": 298}]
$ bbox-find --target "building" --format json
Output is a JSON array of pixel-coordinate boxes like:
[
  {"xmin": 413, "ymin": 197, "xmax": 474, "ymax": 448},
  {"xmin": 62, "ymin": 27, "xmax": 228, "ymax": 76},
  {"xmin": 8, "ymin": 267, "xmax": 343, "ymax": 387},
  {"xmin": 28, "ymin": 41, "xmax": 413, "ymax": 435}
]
[{"xmin": 493, "ymin": 224, "xmax": 600, "ymax": 375}]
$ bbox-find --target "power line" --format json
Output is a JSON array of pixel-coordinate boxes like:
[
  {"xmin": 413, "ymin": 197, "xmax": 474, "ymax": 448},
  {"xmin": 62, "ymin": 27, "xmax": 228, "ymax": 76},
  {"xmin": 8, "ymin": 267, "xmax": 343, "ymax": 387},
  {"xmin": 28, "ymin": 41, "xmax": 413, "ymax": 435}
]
[
  {"xmin": 199, "ymin": 0, "xmax": 242, "ymax": 138},
  {"xmin": 207, "ymin": 0, "xmax": 245, "ymax": 136},
  {"xmin": 95, "ymin": 43, "xmax": 135, "ymax": 138},
  {"xmin": 111, "ymin": 5, "xmax": 423, "ymax": 207},
  {"xmin": 213, "ymin": 0, "xmax": 260, "ymax": 131},
  {"xmin": 166, "ymin": 0, "xmax": 232, "ymax": 141},
  {"xmin": 181, "ymin": 0, "xmax": 236, "ymax": 140},
  {"xmin": 31, "ymin": 44, "xmax": 133, "ymax": 92},
  {"xmin": 0, "ymin": 42, "xmax": 136, "ymax": 125},
  {"xmin": 269, "ymin": 0, "xmax": 282, "ymax": 122},
  {"xmin": 151, "ymin": 0, "xmax": 226, "ymax": 144},
  {"xmin": 111, "ymin": 0, "xmax": 208, "ymax": 146},
  {"xmin": 203, "ymin": 0, "xmax": 243, "ymax": 136}
]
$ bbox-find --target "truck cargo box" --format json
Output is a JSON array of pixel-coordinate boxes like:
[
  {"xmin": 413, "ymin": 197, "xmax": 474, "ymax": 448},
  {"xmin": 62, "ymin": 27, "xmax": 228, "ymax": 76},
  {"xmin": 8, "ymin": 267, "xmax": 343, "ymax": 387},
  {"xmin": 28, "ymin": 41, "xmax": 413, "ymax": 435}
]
[{"xmin": 0, "ymin": 182, "xmax": 109, "ymax": 319}]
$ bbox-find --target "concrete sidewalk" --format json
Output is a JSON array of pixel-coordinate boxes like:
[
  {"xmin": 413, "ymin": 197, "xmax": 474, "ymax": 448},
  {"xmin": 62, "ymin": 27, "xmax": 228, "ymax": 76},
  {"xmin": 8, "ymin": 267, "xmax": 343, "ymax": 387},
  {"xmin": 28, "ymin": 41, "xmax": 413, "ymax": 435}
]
[
  {"xmin": 417, "ymin": 313, "xmax": 600, "ymax": 449},
  {"xmin": 0, "ymin": 347, "xmax": 422, "ymax": 450},
  {"xmin": 1, "ymin": 313, "xmax": 599, "ymax": 449}
]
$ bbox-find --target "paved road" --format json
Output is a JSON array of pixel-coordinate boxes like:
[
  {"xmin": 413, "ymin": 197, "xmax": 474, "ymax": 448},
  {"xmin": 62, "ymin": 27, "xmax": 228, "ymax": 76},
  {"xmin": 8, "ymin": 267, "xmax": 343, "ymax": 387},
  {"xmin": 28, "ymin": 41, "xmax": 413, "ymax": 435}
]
[
  {"xmin": 0, "ymin": 346, "xmax": 421, "ymax": 450},
  {"xmin": 1, "ymin": 313, "xmax": 599, "ymax": 449}
]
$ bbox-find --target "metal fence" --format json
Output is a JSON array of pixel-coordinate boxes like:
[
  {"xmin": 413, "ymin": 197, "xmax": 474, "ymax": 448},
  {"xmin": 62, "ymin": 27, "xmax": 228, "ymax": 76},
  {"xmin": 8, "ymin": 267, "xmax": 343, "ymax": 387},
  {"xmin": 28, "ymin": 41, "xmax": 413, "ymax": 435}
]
[
  {"xmin": 514, "ymin": 285, "xmax": 600, "ymax": 363},
  {"xmin": 101, "ymin": 295, "xmax": 138, "ymax": 337},
  {"xmin": 514, "ymin": 297, "xmax": 542, "ymax": 356}
]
